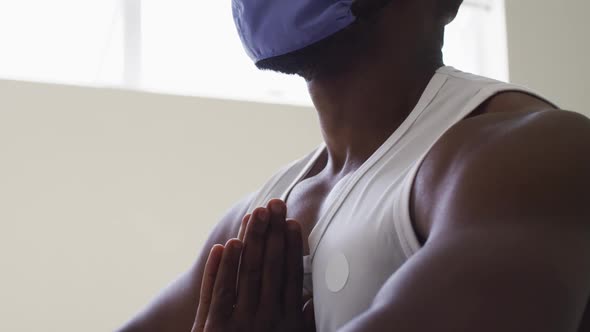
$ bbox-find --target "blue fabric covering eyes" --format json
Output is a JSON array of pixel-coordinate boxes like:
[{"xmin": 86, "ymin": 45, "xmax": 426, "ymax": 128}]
[{"xmin": 232, "ymin": 0, "xmax": 357, "ymax": 63}]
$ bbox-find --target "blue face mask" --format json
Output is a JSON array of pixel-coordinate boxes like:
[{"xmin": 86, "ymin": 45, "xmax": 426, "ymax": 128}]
[{"xmin": 232, "ymin": 0, "xmax": 357, "ymax": 63}]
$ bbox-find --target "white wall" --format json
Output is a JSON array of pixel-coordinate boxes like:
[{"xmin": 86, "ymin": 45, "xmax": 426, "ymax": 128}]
[
  {"xmin": 0, "ymin": 80, "xmax": 320, "ymax": 332},
  {"xmin": 0, "ymin": 1, "xmax": 589, "ymax": 331},
  {"xmin": 505, "ymin": 0, "xmax": 590, "ymax": 114}
]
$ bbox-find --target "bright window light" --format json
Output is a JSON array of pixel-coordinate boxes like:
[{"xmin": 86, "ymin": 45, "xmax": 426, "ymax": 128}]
[
  {"xmin": 0, "ymin": 0, "xmax": 507, "ymax": 107},
  {"xmin": 140, "ymin": 0, "xmax": 308, "ymax": 106},
  {"xmin": 0, "ymin": 1, "xmax": 123, "ymax": 86},
  {"xmin": 444, "ymin": 0, "xmax": 509, "ymax": 82}
]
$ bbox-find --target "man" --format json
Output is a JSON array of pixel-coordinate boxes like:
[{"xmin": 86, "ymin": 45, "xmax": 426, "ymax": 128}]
[{"xmin": 119, "ymin": 0, "xmax": 590, "ymax": 331}]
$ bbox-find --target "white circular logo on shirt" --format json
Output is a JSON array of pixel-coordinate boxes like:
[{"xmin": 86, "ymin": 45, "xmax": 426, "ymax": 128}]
[{"xmin": 325, "ymin": 253, "xmax": 349, "ymax": 292}]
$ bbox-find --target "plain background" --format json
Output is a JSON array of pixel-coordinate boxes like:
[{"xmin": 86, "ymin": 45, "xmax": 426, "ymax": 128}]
[{"xmin": 0, "ymin": 1, "xmax": 588, "ymax": 331}]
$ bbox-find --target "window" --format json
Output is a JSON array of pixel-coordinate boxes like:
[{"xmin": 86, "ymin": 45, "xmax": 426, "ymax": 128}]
[
  {"xmin": 0, "ymin": 1, "xmax": 124, "ymax": 86},
  {"xmin": 444, "ymin": 0, "xmax": 509, "ymax": 83},
  {"xmin": 0, "ymin": 0, "xmax": 507, "ymax": 106}
]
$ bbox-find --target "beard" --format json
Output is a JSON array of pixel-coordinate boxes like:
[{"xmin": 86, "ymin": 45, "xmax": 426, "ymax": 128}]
[{"xmin": 255, "ymin": 9, "xmax": 381, "ymax": 80}]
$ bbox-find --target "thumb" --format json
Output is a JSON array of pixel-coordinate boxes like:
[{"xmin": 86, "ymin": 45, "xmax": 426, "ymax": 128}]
[{"xmin": 302, "ymin": 298, "xmax": 316, "ymax": 332}]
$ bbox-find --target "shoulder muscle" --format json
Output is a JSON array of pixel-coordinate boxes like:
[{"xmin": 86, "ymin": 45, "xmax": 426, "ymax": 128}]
[
  {"xmin": 435, "ymin": 110, "xmax": 590, "ymax": 227},
  {"xmin": 414, "ymin": 110, "xmax": 590, "ymax": 238}
]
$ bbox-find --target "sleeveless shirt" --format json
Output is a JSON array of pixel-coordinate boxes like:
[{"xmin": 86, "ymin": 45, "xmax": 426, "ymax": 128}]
[{"xmin": 244, "ymin": 66, "xmax": 556, "ymax": 332}]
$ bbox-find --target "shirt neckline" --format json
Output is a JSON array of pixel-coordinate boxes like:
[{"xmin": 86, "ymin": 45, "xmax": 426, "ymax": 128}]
[{"xmin": 281, "ymin": 65, "xmax": 451, "ymax": 260}]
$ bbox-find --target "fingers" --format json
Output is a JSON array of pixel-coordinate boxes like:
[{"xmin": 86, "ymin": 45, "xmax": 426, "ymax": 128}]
[
  {"xmin": 192, "ymin": 244, "xmax": 224, "ymax": 332},
  {"xmin": 238, "ymin": 213, "xmax": 251, "ymax": 241},
  {"xmin": 283, "ymin": 219, "xmax": 304, "ymax": 317},
  {"xmin": 257, "ymin": 199, "xmax": 287, "ymax": 318},
  {"xmin": 209, "ymin": 238, "xmax": 243, "ymax": 320},
  {"xmin": 234, "ymin": 207, "xmax": 270, "ymax": 316}
]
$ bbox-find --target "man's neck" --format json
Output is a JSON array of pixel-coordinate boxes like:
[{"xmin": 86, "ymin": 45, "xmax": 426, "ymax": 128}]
[
  {"xmin": 303, "ymin": 0, "xmax": 444, "ymax": 177},
  {"xmin": 307, "ymin": 58, "xmax": 442, "ymax": 176}
]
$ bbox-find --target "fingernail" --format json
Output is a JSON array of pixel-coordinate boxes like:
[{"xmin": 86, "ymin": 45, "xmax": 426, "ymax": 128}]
[
  {"xmin": 271, "ymin": 201, "xmax": 284, "ymax": 215},
  {"xmin": 211, "ymin": 244, "xmax": 223, "ymax": 254},
  {"xmin": 253, "ymin": 210, "xmax": 269, "ymax": 233}
]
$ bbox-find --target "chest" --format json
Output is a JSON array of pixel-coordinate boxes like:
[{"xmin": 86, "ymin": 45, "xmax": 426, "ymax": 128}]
[
  {"xmin": 284, "ymin": 175, "xmax": 345, "ymax": 255},
  {"xmin": 271, "ymin": 154, "xmax": 415, "ymax": 327},
  {"xmin": 301, "ymin": 167, "xmax": 411, "ymax": 332}
]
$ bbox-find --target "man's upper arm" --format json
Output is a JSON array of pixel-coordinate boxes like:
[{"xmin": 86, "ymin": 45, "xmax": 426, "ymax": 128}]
[
  {"xmin": 117, "ymin": 191, "xmax": 256, "ymax": 332},
  {"xmin": 341, "ymin": 110, "xmax": 590, "ymax": 332}
]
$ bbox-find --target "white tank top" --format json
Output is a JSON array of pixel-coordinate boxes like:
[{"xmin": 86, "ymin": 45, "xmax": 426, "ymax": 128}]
[{"xmin": 245, "ymin": 66, "xmax": 556, "ymax": 332}]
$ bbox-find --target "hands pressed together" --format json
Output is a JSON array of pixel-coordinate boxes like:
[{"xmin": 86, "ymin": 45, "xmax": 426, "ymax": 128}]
[{"xmin": 192, "ymin": 199, "xmax": 316, "ymax": 332}]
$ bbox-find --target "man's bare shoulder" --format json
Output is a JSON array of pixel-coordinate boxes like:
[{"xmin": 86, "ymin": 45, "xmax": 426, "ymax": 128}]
[
  {"xmin": 413, "ymin": 107, "xmax": 590, "ymax": 239},
  {"xmin": 350, "ymin": 108, "xmax": 590, "ymax": 332}
]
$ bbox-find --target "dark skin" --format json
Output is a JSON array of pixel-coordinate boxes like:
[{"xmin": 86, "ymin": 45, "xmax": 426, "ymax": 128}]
[
  {"xmin": 191, "ymin": 202, "xmax": 316, "ymax": 332},
  {"xmin": 118, "ymin": 0, "xmax": 590, "ymax": 330},
  {"xmin": 196, "ymin": 110, "xmax": 590, "ymax": 332}
]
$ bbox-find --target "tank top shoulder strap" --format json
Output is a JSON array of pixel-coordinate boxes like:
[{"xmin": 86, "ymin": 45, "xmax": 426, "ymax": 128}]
[
  {"xmin": 246, "ymin": 143, "xmax": 326, "ymax": 214},
  {"xmin": 438, "ymin": 66, "xmax": 559, "ymax": 110}
]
